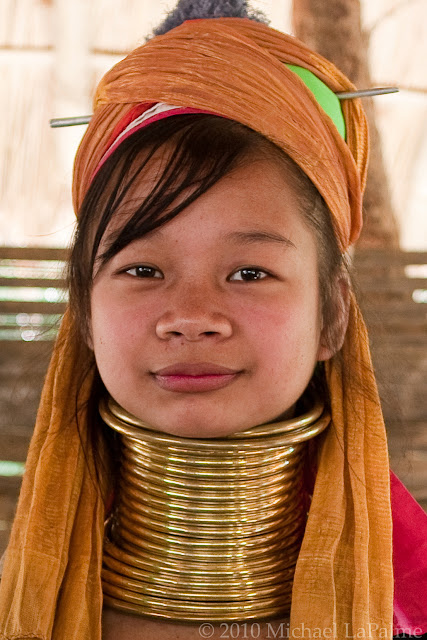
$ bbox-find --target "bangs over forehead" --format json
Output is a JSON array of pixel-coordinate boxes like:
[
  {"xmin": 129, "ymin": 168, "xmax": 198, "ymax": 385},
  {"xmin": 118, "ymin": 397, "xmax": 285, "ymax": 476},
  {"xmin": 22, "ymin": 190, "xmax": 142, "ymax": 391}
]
[
  {"xmin": 83, "ymin": 115, "xmax": 282, "ymax": 270},
  {"xmin": 81, "ymin": 113, "xmax": 325, "ymax": 265}
]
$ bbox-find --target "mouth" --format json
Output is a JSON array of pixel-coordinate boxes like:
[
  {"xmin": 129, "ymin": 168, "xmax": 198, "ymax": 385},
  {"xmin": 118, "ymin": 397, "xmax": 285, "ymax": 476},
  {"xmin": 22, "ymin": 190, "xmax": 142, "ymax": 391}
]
[{"xmin": 152, "ymin": 363, "xmax": 242, "ymax": 393}]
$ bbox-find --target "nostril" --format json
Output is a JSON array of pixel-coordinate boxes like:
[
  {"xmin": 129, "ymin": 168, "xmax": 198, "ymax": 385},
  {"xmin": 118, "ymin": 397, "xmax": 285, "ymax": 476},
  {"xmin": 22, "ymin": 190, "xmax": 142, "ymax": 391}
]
[
  {"xmin": 171, "ymin": 330, "xmax": 217, "ymax": 336},
  {"xmin": 156, "ymin": 315, "xmax": 233, "ymax": 341}
]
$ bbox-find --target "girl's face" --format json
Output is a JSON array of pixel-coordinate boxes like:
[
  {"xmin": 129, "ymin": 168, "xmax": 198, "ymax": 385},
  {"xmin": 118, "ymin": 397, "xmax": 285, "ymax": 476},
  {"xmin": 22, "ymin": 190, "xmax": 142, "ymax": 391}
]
[{"xmin": 90, "ymin": 154, "xmax": 332, "ymax": 438}]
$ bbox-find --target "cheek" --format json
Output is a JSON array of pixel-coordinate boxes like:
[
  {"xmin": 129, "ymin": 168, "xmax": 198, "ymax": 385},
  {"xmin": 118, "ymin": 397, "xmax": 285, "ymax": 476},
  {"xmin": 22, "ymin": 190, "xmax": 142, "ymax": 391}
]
[
  {"xmin": 90, "ymin": 289, "xmax": 136, "ymax": 363},
  {"xmin": 242, "ymin": 295, "xmax": 322, "ymax": 370},
  {"xmin": 91, "ymin": 286, "xmax": 144, "ymax": 340},
  {"xmin": 90, "ymin": 290, "xmax": 163, "ymax": 386}
]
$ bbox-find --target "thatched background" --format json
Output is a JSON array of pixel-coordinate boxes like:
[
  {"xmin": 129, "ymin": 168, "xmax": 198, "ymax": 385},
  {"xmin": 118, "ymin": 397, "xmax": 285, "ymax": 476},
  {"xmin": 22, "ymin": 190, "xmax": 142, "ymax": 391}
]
[{"xmin": 0, "ymin": 0, "xmax": 426, "ymax": 248}]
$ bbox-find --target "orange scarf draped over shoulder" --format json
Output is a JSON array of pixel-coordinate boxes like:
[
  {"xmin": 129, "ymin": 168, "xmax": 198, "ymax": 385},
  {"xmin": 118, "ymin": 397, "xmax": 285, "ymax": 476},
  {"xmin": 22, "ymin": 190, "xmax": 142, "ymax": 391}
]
[{"xmin": 0, "ymin": 18, "xmax": 393, "ymax": 640}]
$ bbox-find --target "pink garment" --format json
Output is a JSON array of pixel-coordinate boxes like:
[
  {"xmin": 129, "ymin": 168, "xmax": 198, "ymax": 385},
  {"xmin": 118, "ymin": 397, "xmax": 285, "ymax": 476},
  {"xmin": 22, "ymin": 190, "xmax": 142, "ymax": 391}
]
[{"xmin": 391, "ymin": 471, "xmax": 427, "ymax": 636}]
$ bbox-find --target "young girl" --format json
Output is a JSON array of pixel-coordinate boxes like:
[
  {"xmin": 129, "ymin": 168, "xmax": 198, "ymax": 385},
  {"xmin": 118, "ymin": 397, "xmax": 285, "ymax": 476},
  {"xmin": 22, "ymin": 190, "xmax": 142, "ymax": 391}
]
[{"xmin": 0, "ymin": 1, "xmax": 426, "ymax": 639}]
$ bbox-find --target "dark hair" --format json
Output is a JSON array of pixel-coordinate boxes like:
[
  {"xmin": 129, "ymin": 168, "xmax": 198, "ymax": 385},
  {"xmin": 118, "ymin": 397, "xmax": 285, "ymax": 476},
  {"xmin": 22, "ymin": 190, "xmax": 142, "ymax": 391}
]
[
  {"xmin": 68, "ymin": 114, "xmax": 346, "ymax": 501},
  {"xmin": 149, "ymin": 0, "xmax": 269, "ymax": 40}
]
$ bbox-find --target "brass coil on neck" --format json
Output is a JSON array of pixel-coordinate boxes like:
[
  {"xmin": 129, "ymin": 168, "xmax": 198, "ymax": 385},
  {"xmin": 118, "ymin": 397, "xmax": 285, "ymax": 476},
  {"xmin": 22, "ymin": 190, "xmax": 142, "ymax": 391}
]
[{"xmin": 100, "ymin": 395, "xmax": 330, "ymax": 621}]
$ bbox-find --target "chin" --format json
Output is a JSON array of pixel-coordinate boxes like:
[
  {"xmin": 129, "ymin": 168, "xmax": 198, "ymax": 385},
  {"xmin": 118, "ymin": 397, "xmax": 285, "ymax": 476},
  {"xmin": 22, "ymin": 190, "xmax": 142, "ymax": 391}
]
[
  {"xmin": 111, "ymin": 394, "xmax": 296, "ymax": 440},
  {"xmin": 142, "ymin": 410, "xmax": 259, "ymax": 439},
  {"xmin": 150, "ymin": 420, "xmax": 246, "ymax": 439},
  {"xmin": 159, "ymin": 408, "xmax": 298, "ymax": 438}
]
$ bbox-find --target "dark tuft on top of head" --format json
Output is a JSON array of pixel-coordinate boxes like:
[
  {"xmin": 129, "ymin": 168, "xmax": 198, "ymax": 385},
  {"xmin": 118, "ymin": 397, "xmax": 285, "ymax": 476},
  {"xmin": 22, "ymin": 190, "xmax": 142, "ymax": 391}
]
[{"xmin": 148, "ymin": 0, "xmax": 269, "ymax": 40}]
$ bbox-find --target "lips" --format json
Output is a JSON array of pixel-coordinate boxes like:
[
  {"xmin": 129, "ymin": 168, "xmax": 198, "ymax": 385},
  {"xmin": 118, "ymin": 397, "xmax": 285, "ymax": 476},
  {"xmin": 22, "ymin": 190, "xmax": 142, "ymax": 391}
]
[
  {"xmin": 152, "ymin": 362, "xmax": 242, "ymax": 392},
  {"xmin": 153, "ymin": 362, "xmax": 239, "ymax": 376}
]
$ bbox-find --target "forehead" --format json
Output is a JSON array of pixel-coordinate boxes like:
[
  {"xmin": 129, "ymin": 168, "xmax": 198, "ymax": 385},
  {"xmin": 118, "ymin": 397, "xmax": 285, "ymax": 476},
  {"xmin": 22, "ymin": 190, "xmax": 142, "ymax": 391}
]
[{"xmin": 107, "ymin": 151, "xmax": 306, "ymax": 243}]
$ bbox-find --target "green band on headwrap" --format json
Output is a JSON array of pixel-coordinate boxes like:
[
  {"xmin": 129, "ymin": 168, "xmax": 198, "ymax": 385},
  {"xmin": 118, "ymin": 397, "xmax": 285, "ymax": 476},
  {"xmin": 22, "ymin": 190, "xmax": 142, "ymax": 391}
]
[{"xmin": 286, "ymin": 64, "xmax": 346, "ymax": 140}]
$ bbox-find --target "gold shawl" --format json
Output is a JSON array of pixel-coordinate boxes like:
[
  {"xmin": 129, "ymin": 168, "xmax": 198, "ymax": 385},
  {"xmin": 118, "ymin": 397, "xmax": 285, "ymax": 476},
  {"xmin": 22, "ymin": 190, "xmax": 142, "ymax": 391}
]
[{"xmin": 0, "ymin": 18, "xmax": 393, "ymax": 640}]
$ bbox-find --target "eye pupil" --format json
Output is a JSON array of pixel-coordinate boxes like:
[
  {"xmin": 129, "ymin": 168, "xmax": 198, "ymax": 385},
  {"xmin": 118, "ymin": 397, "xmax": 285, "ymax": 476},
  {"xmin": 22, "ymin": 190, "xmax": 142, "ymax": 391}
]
[
  {"xmin": 241, "ymin": 269, "xmax": 262, "ymax": 280},
  {"xmin": 136, "ymin": 266, "xmax": 154, "ymax": 277}
]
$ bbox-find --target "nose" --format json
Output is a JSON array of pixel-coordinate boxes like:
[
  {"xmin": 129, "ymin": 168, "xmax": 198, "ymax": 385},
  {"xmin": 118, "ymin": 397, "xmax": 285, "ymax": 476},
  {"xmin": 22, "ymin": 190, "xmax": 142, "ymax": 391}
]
[{"xmin": 155, "ymin": 283, "xmax": 233, "ymax": 342}]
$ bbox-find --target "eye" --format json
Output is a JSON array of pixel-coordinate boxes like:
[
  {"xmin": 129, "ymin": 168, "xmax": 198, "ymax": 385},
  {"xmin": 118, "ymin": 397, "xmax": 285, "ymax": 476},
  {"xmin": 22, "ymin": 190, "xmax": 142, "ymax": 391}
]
[
  {"xmin": 229, "ymin": 267, "xmax": 270, "ymax": 282},
  {"xmin": 125, "ymin": 265, "xmax": 162, "ymax": 278}
]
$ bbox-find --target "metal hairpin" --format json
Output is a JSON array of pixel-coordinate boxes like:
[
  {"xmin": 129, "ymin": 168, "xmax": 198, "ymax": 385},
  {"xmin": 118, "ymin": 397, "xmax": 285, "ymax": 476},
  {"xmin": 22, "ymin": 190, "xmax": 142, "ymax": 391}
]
[{"xmin": 49, "ymin": 87, "xmax": 399, "ymax": 128}]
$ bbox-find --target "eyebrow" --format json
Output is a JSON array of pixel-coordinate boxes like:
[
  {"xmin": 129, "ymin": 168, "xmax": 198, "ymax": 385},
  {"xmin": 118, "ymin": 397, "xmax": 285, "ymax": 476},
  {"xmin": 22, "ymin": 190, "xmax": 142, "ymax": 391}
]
[
  {"xmin": 224, "ymin": 230, "xmax": 296, "ymax": 249},
  {"xmin": 133, "ymin": 227, "xmax": 296, "ymax": 249}
]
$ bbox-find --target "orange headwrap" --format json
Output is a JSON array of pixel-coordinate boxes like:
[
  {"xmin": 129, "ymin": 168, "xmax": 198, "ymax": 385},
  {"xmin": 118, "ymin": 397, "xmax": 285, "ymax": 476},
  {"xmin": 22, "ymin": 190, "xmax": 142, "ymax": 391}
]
[{"xmin": 0, "ymin": 18, "xmax": 392, "ymax": 640}]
